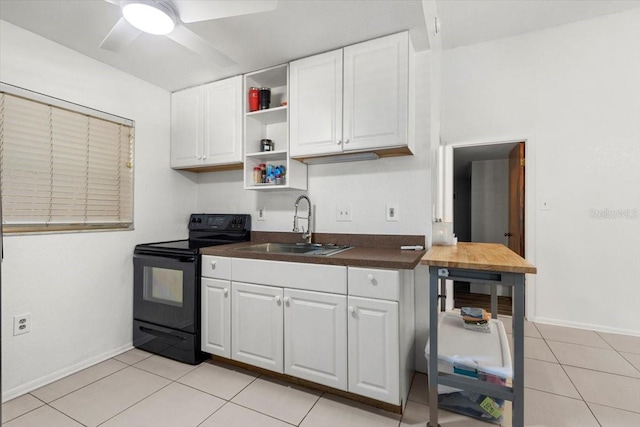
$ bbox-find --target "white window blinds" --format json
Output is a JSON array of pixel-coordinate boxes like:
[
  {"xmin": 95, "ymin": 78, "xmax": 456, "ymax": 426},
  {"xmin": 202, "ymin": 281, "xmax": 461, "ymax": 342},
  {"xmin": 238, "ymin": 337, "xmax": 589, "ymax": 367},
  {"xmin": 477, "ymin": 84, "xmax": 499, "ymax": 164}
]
[{"xmin": 0, "ymin": 90, "xmax": 134, "ymax": 232}]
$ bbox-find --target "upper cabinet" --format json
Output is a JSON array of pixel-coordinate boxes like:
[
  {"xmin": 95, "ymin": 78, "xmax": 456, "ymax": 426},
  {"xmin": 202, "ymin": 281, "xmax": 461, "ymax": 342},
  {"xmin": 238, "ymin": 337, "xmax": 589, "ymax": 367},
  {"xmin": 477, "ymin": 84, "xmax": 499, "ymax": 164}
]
[
  {"xmin": 290, "ymin": 32, "xmax": 413, "ymax": 160},
  {"xmin": 171, "ymin": 76, "xmax": 243, "ymax": 171},
  {"xmin": 243, "ymin": 64, "xmax": 307, "ymax": 190}
]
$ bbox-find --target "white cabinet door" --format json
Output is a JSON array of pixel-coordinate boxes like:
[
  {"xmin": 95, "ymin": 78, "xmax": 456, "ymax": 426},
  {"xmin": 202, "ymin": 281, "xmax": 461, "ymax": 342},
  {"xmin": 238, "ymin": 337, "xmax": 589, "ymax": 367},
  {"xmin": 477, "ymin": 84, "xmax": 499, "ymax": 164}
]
[
  {"xmin": 171, "ymin": 86, "xmax": 203, "ymax": 168},
  {"xmin": 231, "ymin": 282, "xmax": 284, "ymax": 373},
  {"xmin": 289, "ymin": 49, "xmax": 343, "ymax": 157},
  {"xmin": 201, "ymin": 278, "xmax": 231, "ymax": 358},
  {"xmin": 347, "ymin": 296, "xmax": 399, "ymax": 405},
  {"xmin": 343, "ymin": 32, "xmax": 408, "ymax": 152},
  {"xmin": 203, "ymin": 76, "xmax": 243, "ymax": 166},
  {"xmin": 284, "ymin": 289, "xmax": 347, "ymax": 390}
]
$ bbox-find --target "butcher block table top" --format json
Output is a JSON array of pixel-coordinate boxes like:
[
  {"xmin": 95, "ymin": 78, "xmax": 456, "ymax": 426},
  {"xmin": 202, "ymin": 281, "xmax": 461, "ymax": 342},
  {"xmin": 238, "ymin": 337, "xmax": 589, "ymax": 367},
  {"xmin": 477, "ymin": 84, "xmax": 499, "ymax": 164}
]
[{"xmin": 421, "ymin": 242, "xmax": 537, "ymax": 274}]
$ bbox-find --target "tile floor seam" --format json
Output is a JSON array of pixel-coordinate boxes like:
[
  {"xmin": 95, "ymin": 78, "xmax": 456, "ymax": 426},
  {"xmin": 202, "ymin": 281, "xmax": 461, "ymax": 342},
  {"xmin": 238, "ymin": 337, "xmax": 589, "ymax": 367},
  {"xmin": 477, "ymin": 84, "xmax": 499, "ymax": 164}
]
[
  {"xmin": 42, "ymin": 362, "xmax": 131, "ymax": 406},
  {"xmin": 192, "ymin": 402, "xmax": 235, "ymax": 427},
  {"xmin": 194, "ymin": 399, "xmax": 232, "ymax": 427},
  {"xmin": 522, "ymin": 384, "xmax": 584, "ymax": 402},
  {"xmin": 46, "ymin": 402, "xmax": 89, "ymax": 427},
  {"xmin": 1, "ymin": 402, "xmax": 45, "ymax": 425},
  {"xmin": 92, "ymin": 379, "xmax": 176, "ymax": 427},
  {"xmin": 560, "ymin": 362, "xmax": 640, "ymax": 379},
  {"xmin": 619, "ymin": 352, "xmax": 640, "ymax": 375},
  {"xmin": 224, "ymin": 400, "xmax": 299, "ymax": 426},
  {"xmin": 585, "ymin": 400, "xmax": 640, "ymax": 416},
  {"xmin": 296, "ymin": 390, "xmax": 325, "ymax": 426}
]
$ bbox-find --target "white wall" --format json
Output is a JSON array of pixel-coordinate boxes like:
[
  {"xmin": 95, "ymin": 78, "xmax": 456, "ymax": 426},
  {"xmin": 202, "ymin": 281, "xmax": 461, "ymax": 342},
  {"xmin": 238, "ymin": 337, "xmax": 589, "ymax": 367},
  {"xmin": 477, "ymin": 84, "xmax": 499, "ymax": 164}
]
[
  {"xmin": 441, "ymin": 9, "xmax": 640, "ymax": 334},
  {"xmin": 1, "ymin": 21, "xmax": 198, "ymax": 400}
]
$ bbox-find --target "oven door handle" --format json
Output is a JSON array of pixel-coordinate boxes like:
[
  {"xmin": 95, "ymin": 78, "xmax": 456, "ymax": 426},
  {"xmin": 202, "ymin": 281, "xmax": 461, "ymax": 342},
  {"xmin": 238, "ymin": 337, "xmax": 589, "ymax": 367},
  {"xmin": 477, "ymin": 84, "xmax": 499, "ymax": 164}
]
[
  {"xmin": 139, "ymin": 326, "xmax": 187, "ymax": 343},
  {"xmin": 134, "ymin": 253, "xmax": 197, "ymax": 263}
]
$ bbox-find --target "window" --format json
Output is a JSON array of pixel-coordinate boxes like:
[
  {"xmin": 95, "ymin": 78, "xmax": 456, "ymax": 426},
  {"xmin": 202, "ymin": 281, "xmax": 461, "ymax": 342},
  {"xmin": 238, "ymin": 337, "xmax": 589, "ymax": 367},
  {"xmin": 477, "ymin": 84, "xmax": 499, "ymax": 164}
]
[{"xmin": 0, "ymin": 85, "xmax": 134, "ymax": 233}]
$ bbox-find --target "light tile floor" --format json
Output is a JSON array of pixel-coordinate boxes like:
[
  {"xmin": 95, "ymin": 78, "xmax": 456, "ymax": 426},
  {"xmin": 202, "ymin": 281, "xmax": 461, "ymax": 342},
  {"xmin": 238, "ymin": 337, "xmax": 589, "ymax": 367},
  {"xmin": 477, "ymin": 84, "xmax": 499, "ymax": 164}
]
[{"xmin": 3, "ymin": 319, "xmax": 640, "ymax": 426}]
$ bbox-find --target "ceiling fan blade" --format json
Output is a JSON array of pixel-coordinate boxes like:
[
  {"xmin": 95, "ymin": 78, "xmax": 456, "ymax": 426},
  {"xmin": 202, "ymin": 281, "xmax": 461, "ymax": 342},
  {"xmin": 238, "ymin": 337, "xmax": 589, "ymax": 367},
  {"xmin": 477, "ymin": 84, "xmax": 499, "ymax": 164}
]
[
  {"xmin": 100, "ymin": 17, "xmax": 142, "ymax": 51},
  {"xmin": 166, "ymin": 24, "xmax": 236, "ymax": 67},
  {"xmin": 174, "ymin": 0, "xmax": 278, "ymax": 23}
]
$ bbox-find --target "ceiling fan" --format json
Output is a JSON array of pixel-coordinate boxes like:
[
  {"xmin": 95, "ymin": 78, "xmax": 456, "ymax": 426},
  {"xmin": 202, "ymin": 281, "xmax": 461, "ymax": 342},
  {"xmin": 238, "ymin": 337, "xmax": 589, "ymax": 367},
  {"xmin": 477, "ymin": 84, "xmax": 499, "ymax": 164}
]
[{"xmin": 100, "ymin": 0, "xmax": 278, "ymax": 67}]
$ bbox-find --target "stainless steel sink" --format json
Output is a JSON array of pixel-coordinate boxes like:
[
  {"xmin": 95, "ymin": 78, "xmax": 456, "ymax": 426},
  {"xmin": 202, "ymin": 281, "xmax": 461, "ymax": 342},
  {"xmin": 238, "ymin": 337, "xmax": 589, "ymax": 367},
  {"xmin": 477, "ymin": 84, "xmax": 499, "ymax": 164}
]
[{"xmin": 237, "ymin": 242, "xmax": 352, "ymax": 256}]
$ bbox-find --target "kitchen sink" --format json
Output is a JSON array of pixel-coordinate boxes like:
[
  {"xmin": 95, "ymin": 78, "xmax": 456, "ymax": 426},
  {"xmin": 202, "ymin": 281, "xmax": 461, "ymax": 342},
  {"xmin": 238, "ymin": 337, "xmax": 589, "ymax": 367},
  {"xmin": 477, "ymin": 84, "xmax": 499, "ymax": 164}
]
[{"xmin": 236, "ymin": 242, "xmax": 352, "ymax": 256}]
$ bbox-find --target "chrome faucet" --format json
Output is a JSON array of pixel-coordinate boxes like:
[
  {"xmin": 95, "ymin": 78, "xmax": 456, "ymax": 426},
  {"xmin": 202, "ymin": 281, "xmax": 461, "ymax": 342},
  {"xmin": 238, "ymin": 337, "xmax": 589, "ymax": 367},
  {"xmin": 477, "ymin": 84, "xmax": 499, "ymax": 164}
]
[{"xmin": 293, "ymin": 195, "xmax": 312, "ymax": 243}]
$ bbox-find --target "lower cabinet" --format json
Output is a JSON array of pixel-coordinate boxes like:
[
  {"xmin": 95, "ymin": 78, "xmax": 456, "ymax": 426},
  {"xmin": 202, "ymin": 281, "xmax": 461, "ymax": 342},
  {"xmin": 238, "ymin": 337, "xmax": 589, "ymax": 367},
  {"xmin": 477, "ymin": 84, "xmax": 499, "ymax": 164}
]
[
  {"xmin": 230, "ymin": 282, "xmax": 348, "ymax": 391},
  {"xmin": 347, "ymin": 296, "xmax": 399, "ymax": 404},
  {"xmin": 201, "ymin": 278, "xmax": 231, "ymax": 358},
  {"xmin": 201, "ymin": 257, "xmax": 414, "ymax": 408},
  {"xmin": 231, "ymin": 282, "xmax": 284, "ymax": 372},
  {"xmin": 284, "ymin": 288, "xmax": 347, "ymax": 390}
]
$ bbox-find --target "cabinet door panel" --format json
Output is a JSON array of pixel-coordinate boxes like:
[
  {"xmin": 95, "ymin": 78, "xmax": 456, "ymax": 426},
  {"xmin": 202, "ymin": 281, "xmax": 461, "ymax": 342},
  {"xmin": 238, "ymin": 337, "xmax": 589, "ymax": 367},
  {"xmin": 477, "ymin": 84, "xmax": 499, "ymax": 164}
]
[
  {"xmin": 348, "ymin": 296, "xmax": 399, "ymax": 405},
  {"xmin": 284, "ymin": 289, "xmax": 347, "ymax": 390},
  {"xmin": 203, "ymin": 76, "xmax": 243, "ymax": 165},
  {"xmin": 201, "ymin": 278, "xmax": 230, "ymax": 358},
  {"xmin": 171, "ymin": 86, "xmax": 203, "ymax": 168},
  {"xmin": 343, "ymin": 32, "xmax": 408, "ymax": 151},
  {"xmin": 290, "ymin": 49, "xmax": 343, "ymax": 157},
  {"xmin": 231, "ymin": 282, "xmax": 284, "ymax": 373}
]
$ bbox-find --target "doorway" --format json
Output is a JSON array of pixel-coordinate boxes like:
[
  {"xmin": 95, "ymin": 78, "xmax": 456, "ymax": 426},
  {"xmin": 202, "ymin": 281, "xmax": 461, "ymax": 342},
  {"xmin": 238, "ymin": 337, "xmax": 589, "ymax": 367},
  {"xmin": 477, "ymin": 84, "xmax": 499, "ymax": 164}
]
[{"xmin": 451, "ymin": 141, "xmax": 526, "ymax": 315}]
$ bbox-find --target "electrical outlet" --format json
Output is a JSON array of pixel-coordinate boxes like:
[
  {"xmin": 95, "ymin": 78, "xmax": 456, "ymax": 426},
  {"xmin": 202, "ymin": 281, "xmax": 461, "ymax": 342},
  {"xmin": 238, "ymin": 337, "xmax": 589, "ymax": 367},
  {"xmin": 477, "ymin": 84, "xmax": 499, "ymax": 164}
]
[
  {"xmin": 336, "ymin": 205, "xmax": 352, "ymax": 222},
  {"xmin": 13, "ymin": 313, "xmax": 31, "ymax": 336},
  {"xmin": 257, "ymin": 207, "xmax": 266, "ymax": 221},
  {"xmin": 386, "ymin": 203, "xmax": 399, "ymax": 221}
]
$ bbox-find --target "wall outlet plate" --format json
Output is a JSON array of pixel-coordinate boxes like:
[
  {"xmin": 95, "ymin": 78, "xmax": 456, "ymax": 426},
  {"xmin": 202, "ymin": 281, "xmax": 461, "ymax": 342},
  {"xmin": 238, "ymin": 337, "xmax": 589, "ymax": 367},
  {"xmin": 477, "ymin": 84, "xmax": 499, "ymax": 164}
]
[
  {"xmin": 257, "ymin": 207, "xmax": 266, "ymax": 221},
  {"xmin": 386, "ymin": 203, "xmax": 399, "ymax": 221},
  {"xmin": 336, "ymin": 205, "xmax": 352, "ymax": 222},
  {"xmin": 13, "ymin": 313, "xmax": 31, "ymax": 336}
]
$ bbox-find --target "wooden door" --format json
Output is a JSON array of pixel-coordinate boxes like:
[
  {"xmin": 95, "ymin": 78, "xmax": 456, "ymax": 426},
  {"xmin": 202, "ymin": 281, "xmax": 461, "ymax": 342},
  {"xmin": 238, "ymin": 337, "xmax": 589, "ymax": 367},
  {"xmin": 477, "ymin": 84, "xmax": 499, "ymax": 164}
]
[
  {"xmin": 343, "ymin": 32, "xmax": 408, "ymax": 152},
  {"xmin": 170, "ymin": 86, "xmax": 203, "ymax": 168},
  {"xmin": 508, "ymin": 142, "xmax": 525, "ymax": 256},
  {"xmin": 201, "ymin": 278, "xmax": 231, "ymax": 358},
  {"xmin": 284, "ymin": 289, "xmax": 347, "ymax": 390},
  {"xmin": 347, "ymin": 296, "xmax": 399, "ymax": 405},
  {"xmin": 289, "ymin": 49, "xmax": 344, "ymax": 157},
  {"xmin": 202, "ymin": 76, "xmax": 243, "ymax": 166},
  {"xmin": 231, "ymin": 282, "xmax": 284, "ymax": 373}
]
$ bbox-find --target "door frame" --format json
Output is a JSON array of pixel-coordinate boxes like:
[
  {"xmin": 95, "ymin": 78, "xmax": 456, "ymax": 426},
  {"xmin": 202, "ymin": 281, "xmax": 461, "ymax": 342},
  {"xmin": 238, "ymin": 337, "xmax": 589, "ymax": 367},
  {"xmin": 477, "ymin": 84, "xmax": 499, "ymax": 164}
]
[{"xmin": 439, "ymin": 137, "xmax": 536, "ymax": 319}]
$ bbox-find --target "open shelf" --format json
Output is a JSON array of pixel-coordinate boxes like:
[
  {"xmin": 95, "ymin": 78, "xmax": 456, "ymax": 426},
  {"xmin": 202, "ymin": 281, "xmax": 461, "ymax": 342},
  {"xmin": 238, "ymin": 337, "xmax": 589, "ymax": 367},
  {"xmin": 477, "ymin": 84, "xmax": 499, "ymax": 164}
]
[{"xmin": 243, "ymin": 64, "xmax": 307, "ymax": 191}]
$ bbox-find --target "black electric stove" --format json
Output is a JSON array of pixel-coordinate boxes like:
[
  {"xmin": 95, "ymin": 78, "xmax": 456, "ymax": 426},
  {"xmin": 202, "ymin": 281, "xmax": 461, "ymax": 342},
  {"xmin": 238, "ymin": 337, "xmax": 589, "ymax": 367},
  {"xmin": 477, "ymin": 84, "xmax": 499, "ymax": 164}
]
[{"xmin": 132, "ymin": 213, "xmax": 251, "ymax": 364}]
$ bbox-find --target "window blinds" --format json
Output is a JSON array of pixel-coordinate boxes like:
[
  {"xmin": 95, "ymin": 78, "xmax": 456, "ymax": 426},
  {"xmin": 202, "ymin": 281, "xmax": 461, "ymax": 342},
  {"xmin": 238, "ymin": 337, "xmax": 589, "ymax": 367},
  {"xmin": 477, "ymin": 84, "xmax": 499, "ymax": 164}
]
[{"xmin": 0, "ymin": 91, "xmax": 134, "ymax": 232}]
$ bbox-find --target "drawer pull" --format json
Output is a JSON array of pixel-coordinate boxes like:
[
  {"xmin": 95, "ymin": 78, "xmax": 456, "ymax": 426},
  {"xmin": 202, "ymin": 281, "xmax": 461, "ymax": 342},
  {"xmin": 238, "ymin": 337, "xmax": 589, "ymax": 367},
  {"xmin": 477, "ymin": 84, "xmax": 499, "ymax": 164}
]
[
  {"xmin": 224, "ymin": 288, "xmax": 229, "ymax": 296},
  {"xmin": 367, "ymin": 274, "xmax": 374, "ymax": 281},
  {"xmin": 284, "ymin": 296, "xmax": 290, "ymax": 305},
  {"xmin": 275, "ymin": 295, "xmax": 281, "ymax": 304},
  {"xmin": 210, "ymin": 261, "xmax": 217, "ymax": 269},
  {"xmin": 349, "ymin": 306, "xmax": 356, "ymax": 314}
]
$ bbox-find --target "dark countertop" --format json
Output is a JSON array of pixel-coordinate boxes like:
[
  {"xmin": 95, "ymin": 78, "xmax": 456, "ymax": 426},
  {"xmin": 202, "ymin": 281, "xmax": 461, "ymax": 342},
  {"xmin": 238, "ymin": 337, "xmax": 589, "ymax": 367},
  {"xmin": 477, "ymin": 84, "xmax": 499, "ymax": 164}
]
[{"xmin": 200, "ymin": 232, "xmax": 426, "ymax": 270}]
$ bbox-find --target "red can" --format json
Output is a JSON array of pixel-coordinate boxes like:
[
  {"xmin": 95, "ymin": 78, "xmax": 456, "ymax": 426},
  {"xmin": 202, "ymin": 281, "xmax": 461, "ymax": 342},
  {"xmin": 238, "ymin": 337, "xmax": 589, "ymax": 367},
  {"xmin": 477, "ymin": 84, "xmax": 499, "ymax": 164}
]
[{"xmin": 248, "ymin": 87, "xmax": 259, "ymax": 112}]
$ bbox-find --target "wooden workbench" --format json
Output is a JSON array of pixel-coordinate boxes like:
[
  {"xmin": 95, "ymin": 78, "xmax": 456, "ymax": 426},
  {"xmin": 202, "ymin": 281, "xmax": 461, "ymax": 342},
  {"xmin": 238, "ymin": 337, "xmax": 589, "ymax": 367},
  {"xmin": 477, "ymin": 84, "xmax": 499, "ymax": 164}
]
[{"xmin": 421, "ymin": 243, "xmax": 536, "ymax": 427}]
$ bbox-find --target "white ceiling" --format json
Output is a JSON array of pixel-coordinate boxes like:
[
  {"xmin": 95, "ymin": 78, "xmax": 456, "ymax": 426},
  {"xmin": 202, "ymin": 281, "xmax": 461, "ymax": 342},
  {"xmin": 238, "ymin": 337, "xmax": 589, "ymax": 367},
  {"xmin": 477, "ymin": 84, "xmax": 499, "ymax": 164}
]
[{"xmin": 1, "ymin": 0, "xmax": 639, "ymax": 92}]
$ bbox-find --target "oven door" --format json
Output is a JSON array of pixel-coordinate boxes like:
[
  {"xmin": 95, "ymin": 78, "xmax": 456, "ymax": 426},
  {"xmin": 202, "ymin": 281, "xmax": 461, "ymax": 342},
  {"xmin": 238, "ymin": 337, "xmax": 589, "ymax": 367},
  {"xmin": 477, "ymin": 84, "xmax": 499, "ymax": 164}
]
[{"xmin": 133, "ymin": 253, "xmax": 199, "ymax": 333}]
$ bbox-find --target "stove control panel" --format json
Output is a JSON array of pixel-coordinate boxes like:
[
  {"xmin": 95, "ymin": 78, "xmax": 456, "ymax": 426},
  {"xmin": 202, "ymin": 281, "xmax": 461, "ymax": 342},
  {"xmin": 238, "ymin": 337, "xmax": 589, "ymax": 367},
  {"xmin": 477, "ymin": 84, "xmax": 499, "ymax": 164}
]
[{"xmin": 188, "ymin": 214, "xmax": 251, "ymax": 232}]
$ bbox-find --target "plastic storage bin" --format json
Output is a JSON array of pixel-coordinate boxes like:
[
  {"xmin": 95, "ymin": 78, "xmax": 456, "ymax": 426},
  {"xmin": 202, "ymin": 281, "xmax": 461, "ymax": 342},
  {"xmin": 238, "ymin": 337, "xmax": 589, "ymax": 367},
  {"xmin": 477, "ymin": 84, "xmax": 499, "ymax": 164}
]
[{"xmin": 425, "ymin": 313, "xmax": 512, "ymax": 424}]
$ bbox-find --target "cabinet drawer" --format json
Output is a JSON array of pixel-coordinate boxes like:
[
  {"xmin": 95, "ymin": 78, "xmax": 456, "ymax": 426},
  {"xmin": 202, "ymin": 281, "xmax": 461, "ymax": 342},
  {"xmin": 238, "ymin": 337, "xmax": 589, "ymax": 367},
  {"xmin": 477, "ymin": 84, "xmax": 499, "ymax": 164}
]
[
  {"xmin": 232, "ymin": 258, "xmax": 347, "ymax": 294},
  {"xmin": 202, "ymin": 255, "xmax": 231, "ymax": 280},
  {"xmin": 348, "ymin": 267, "xmax": 399, "ymax": 301}
]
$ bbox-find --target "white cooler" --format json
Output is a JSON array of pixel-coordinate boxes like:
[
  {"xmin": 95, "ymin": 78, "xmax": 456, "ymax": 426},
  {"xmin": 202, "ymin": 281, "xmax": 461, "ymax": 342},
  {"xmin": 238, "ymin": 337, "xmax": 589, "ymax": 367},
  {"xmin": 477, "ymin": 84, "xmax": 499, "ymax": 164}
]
[{"xmin": 425, "ymin": 312, "xmax": 512, "ymax": 392}]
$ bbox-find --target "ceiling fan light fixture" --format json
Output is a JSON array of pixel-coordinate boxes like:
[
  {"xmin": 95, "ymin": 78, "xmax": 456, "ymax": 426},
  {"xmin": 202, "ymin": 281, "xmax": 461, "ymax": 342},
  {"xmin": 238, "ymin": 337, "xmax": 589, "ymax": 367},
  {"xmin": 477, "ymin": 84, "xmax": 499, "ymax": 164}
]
[{"xmin": 122, "ymin": 1, "xmax": 176, "ymax": 35}]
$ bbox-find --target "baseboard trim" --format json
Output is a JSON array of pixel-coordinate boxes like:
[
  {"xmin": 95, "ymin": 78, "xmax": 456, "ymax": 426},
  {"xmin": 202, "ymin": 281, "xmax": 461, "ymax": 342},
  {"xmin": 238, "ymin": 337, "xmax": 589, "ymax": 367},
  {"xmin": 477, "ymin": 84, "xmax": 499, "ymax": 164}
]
[
  {"xmin": 2, "ymin": 343, "xmax": 134, "ymax": 403},
  {"xmin": 532, "ymin": 317, "xmax": 640, "ymax": 337}
]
